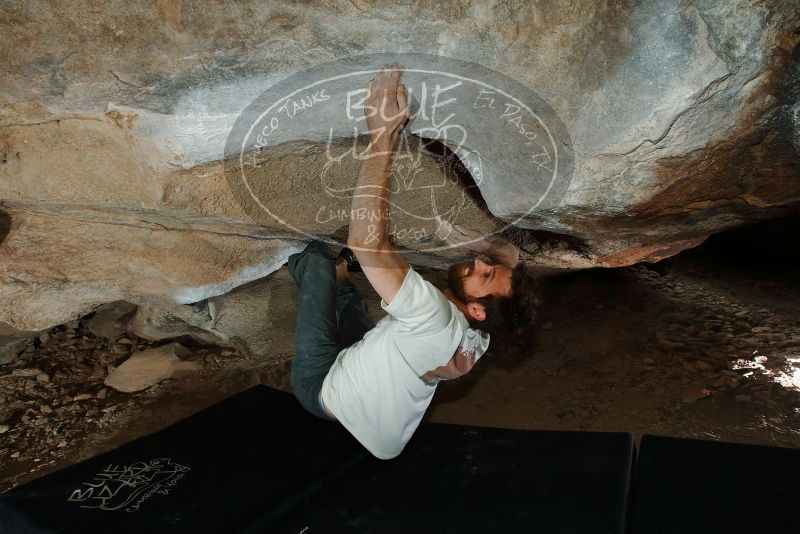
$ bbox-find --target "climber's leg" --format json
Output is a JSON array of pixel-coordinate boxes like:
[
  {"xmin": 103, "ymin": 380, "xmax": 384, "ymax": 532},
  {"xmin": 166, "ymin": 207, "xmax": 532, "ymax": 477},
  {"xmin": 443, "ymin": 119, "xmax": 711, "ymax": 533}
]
[
  {"xmin": 336, "ymin": 282, "xmax": 375, "ymax": 349},
  {"xmin": 287, "ymin": 242, "xmax": 338, "ymax": 421}
]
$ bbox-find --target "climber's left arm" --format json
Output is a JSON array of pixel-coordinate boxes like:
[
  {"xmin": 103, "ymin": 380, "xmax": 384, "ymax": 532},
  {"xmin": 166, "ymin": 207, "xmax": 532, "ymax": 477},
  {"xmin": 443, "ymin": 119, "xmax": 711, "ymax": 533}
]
[{"xmin": 347, "ymin": 65, "xmax": 411, "ymax": 305}]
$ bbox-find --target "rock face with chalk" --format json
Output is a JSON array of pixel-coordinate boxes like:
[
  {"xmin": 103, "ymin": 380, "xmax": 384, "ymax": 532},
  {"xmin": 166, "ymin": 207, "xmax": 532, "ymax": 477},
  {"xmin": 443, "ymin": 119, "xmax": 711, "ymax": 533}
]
[{"xmin": 0, "ymin": 0, "xmax": 798, "ymax": 334}]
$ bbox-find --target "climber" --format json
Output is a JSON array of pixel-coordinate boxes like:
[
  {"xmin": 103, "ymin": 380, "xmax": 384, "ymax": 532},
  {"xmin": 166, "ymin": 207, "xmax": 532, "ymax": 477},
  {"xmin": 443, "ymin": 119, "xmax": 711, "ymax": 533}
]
[{"xmin": 287, "ymin": 64, "xmax": 537, "ymax": 459}]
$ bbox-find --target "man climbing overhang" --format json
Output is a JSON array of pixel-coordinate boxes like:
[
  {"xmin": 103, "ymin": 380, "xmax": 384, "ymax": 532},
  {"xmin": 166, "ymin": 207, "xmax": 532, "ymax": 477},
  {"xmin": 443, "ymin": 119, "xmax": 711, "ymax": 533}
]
[{"xmin": 288, "ymin": 64, "xmax": 538, "ymax": 459}]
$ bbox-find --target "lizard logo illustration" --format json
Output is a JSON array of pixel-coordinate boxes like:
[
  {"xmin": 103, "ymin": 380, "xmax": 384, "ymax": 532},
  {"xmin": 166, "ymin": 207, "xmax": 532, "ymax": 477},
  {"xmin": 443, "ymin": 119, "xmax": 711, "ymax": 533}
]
[
  {"xmin": 225, "ymin": 53, "xmax": 573, "ymax": 252},
  {"xmin": 67, "ymin": 458, "xmax": 190, "ymax": 512}
]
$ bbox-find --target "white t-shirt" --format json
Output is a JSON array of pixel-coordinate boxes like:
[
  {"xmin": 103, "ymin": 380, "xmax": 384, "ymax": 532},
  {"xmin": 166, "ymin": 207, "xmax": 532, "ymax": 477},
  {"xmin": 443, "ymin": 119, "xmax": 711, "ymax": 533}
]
[{"xmin": 320, "ymin": 267, "xmax": 488, "ymax": 459}]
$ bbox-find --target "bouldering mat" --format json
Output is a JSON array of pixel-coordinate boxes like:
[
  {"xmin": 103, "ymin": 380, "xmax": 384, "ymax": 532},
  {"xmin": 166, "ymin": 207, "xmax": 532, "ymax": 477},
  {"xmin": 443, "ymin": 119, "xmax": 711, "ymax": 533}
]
[
  {"xmin": 2, "ymin": 385, "xmax": 636, "ymax": 533},
  {"xmin": 0, "ymin": 386, "xmax": 365, "ymax": 533},
  {"xmin": 629, "ymin": 434, "xmax": 800, "ymax": 534},
  {"xmin": 273, "ymin": 425, "xmax": 635, "ymax": 534}
]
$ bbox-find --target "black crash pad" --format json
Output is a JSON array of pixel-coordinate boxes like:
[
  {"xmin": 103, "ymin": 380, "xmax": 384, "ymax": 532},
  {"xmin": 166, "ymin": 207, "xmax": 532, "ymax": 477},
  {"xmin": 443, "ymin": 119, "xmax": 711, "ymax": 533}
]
[
  {"xmin": 273, "ymin": 425, "xmax": 635, "ymax": 534},
  {"xmin": 0, "ymin": 386, "xmax": 365, "ymax": 533},
  {"xmin": 629, "ymin": 434, "xmax": 800, "ymax": 534},
  {"xmin": 2, "ymin": 385, "xmax": 635, "ymax": 533}
]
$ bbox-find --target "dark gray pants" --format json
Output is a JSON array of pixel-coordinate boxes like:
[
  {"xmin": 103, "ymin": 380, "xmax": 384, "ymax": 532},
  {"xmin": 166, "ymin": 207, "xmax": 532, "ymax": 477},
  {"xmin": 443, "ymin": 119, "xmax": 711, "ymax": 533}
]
[{"xmin": 288, "ymin": 242, "xmax": 375, "ymax": 420}]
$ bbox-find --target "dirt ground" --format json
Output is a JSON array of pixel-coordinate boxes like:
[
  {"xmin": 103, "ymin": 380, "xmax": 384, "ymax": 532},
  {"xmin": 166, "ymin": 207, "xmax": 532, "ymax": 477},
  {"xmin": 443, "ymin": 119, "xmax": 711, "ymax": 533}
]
[{"xmin": 2, "ymin": 220, "xmax": 800, "ymax": 493}]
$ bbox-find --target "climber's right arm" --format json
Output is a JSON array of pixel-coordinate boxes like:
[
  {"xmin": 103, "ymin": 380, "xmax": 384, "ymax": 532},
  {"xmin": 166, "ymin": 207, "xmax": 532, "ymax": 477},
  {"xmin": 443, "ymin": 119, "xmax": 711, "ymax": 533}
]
[{"xmin": 347, "ymin": 65, "xmax": 411, "ymax": 305}]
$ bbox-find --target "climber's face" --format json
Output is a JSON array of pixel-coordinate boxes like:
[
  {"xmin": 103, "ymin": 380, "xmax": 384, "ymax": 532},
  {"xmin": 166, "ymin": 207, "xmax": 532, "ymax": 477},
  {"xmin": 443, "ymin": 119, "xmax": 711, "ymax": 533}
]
[{"xmin": 448, "ymin": 257, "xmax": 513, "ymax": 302}]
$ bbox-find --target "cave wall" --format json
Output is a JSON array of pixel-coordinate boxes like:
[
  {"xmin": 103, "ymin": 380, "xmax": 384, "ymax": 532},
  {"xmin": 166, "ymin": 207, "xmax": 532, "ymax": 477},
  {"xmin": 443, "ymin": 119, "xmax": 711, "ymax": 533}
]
[{"xmin": 0, "ymin": 0, "xmax": 799, "ymax": 332}]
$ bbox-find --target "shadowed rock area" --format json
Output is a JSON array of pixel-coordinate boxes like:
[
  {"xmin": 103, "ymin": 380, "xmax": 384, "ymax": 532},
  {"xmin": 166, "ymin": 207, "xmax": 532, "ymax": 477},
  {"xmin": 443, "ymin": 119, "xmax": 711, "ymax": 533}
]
[{"xmin": 1, "ymin": 1, "xmax": 799, "ymax": 333}]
